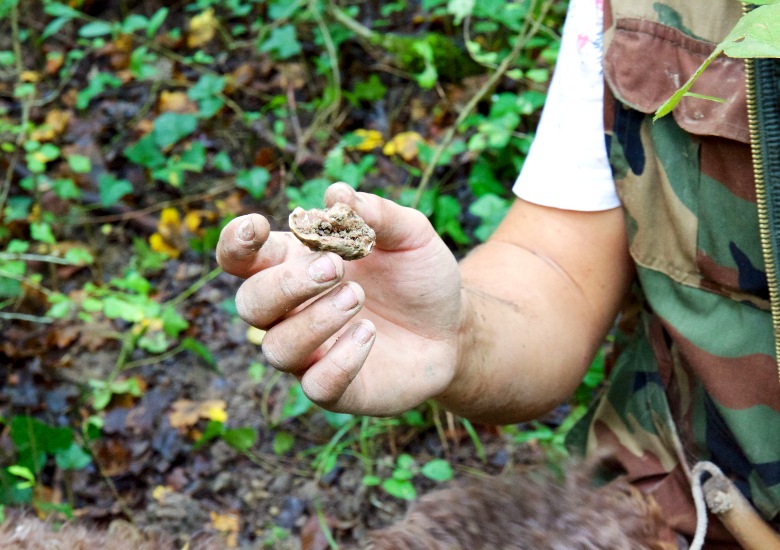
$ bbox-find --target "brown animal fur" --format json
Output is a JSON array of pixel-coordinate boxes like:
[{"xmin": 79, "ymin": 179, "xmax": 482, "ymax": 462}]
[
  {"xmin": 0, "ymin": 513, "xmax": 221, "ymax": 550},
  {"xmin": 363, "ymin": 463, "xmax": 672, "ymax": 550}
]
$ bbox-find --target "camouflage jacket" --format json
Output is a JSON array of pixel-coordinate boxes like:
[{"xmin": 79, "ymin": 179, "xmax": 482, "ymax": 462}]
[{"xmin": 567, "ymin": 1, "xmax": 780, "ymax": 547}]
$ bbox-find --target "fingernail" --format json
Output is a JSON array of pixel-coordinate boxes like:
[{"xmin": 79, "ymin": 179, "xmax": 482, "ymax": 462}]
[
  {"xmin": 333, "ymin": 284, "xmax": 358, "ymax": 311},
  {"xmin": 238, "ymin": 218, "xmax": 255, "ymax": 241},
  {"xmin": 352, "ymin": 322, "xmax": 373, "ymax": 346},
  {"xmin": 308, "ymin": 255, "xmax": 337, "ymax": 283}
]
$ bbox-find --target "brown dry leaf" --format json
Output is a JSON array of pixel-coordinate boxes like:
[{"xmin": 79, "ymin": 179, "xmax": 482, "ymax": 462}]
[
  {"xmin": 30, "ymin": 110, "xmax": 71, "ymax": 142},
  {"xmin": 383, "ymin": 131, "xmax": 425, "ymax": 162},
  {"xmin": 225, "ymin": 63, "xmax": 255, "ymax": 93},
  {"xmin": 210, "ymin": 511, "xmax": 239, "ymax": 548},
  {"xmin": 187, "ymin": 8, "xmax": 218, "ymax": 48},
  {"xmin": 277, "ymin": 63, "xmax": 306, "ymax": 89},
  {"xmin": 45, "ymin": 52, "xmax": 65, "ymax": 75},
  {"xmin": 169, "ymin": 399, "xmax": 227, "ymax": 429},
  {"xmin": 158, "ymin": 91, "xmax": 198, "ymax": 114},
  {"xmin": 95, "ymin": 439, "xmax": 131, "ymax": 477}
]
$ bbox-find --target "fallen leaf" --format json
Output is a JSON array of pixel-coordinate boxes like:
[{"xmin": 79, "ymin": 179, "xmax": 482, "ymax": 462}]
[
  {"xmin": 150, "ymin": 207, "xmax": 186, "ymax": 258},
  {"xmin": 210, "ymin": 511, "xmax": 239, "ymax": 548},
  {"xmin": 20, "ymin": 70, "xmax": 41, "ymax": 83},
  {"xmin": 350, "ymin": 129, "xmax": 384, "ymax": 151},
  {"xmin": 187, "ymin": 8, "xmax": 218, "ymax": 48},
  {"xmin": 383, "ymin": 131, "xmax": 425, "ymax": 162},
  {"xmin": 152, "ymin": 485, "xmax": 173, "ymax": 503},
  {"xmin": 169, "ymin": 399, "xmax": 227, "ymax": 429},
  {"xmin": 158, "ymin": 91, "xmax": 198, "ymax": 114}
]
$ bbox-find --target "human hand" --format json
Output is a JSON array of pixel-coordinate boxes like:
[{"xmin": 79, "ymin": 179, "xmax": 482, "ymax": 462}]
[{"xmin": 217, "ymin": 183, "xmax": 463, "ymax": 416}]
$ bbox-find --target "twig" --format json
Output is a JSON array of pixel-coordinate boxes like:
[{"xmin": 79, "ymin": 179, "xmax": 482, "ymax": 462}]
[
  {"xmin": 75, "ymin": 180, "xmax": 235, "ymax": 225},
  {"xmin": 411, "ymin": 0, "xmax": 555, "ymax": 208}
]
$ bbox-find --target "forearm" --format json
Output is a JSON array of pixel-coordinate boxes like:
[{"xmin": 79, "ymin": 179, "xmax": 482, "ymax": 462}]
[{"xmin": 434, "ymin": 202, "xmax": 633, "ymax": 425}]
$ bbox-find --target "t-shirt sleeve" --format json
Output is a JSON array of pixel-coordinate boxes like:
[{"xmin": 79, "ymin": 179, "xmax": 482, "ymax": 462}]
[{"xmin": 512, "ymin": 0, "xmax": 619, "ymax": 212}]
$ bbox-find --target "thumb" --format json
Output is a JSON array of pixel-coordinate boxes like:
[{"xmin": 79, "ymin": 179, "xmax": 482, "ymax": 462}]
[{"xmin": 325, "ymin": 183, "xmax": 436, "ymax": 252}]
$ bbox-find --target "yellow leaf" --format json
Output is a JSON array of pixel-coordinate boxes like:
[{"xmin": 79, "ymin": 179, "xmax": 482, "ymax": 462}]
[
  {"xmin": 184, "ymin": 211, "xmax": 202, "ymax": 233},
  {"xmin": 187, "ymin": 8, "xmax": 218, "ymax": 48},
  {"xmin": 350, "ymin": 129, "xmax": 384, "ymax": 151},
  {"xmin": 210, "ymin": 511, "xmax": 239, "ymax": 548},
  {"xmin": 382, "ymin": 131, "xmax": 425, "ymax": 161},
  {"xmin": 20, "ymin": 70, "xmax": 41, "ymax": 83},
  {"xmin": 246, "ymin": 326, "xmax": 266, "ymax": 345},
  {"xmin": 169, "ymin": 399, "xmax": 228, "ymax": 429},
  {"xmin": 149, "ymin": 233, "xmax": 181, "ymax": 259},
  {"xmin": 159, "ymin": 207, "xmax": 181, "ymax": 231},
  {"xmin": 30, "ymin": 109, "xmax": 71, "ymax": 142},
  {"xmin": 205, "ymin": 403, "xmax": 228, "ymax": 423},
  {"xmin": 152, "ymin": 485, "xmax": 172, "ymax": 502}
]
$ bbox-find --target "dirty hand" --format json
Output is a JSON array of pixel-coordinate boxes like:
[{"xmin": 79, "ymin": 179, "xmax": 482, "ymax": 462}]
[{"xmin": 216, "ymin": 183, "xmax": 463, "ymax": 416}]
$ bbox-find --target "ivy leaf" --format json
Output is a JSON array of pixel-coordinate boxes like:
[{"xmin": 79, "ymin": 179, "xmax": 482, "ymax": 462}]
[
  {"xmin": 181, "ymin": 338, "xmax": 217, "ymax": 370},
  {"xmin": 98, "ymin": 174, "xmax": 133, "ymax": 206},
  {"xmin": 223, "ymin": 427, "xmax": 257, "ymax": 452},
  {"xmin": 236, "ymin": 167, "xmax": 270, "ymax": 199},
  {"xmin": 421, "ymin": 459, "xmax": 453, "ymax": 481},
  {"xmin": 152, "ymin": 113, "xmax": 198, "ymax": 148},
  {"xmin": 55, "ymin": 443, "xmax": 92, "ymax": 471},
  {"xmin": 259, "ymin": 25, "xmax": 301, "ymax": 59}
]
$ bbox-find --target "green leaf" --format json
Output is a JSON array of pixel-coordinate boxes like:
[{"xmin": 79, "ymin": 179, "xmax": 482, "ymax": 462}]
[
  {"xmin": 98, "ymin": 173, "xmax": 133, "ymax": 206},
  {"xmin": 147, "ymin": 7, "xmax": 169, "ymax": 38},
  {"xmin": 272, "ymin": 431, "xmax": 294, "ymax": 455},
  {"xmin": 223, "ymin": 427, "xmax": 257, "ymax": 452},
  {"xmin": 213, "ymin": 151, "xmax": 233, "ymax": 172},
  {"xmin": 236, "ymin": 167, "xmax": 270, "ymax": 199},
  {"xmin": 161, "ymin": 305, "xmax": 188, "ymax": 338},
  {"xmin": 181, "ymin": 337, "xmax": 217, "ymax": 370},
  {"xmin": 0, "ymin": 51, "xmax": 14, "ymax": 66},
  {"xmin": 721, "ymin": 4, "xmax": 780, "ymax": 58},
  {"xmin": 259, "ymin": 25, "xmax": 301, "ymax": 59},
  {"xmin": 362, "ymin": 475, "xmax": 381, "ymax": 486},
  {"xmin": 124, "ymin": 134, "xmax": 166, "ymax": 169},
  {"xmin": 447, "ymin": 0, "xmax": 474, "ymax": 24},
  {"xmin": 152, "ymin": 113, "xmax": 198, "ymax": 148},
  {"xmin": 469, "ymin": 193, "xmax": 511, "ymax": 242},
  {"xmin": 7, "ymin": 465, "xmax": 35, "ymax": 483},
  {"xmin": 55, "ymin": 443, "xmax": 92, "ymax": 470},
  {"xmin": 381, "ymin": 478, "xmax": 416, "ymax": 500},
  {"xmin": 103, "ymin": 296, "xmax": 145, "ymax": 322},
  {"xmin": 30, "ymin": 222, "xmax": 56, "ymax": 244},
  {"xmin": 52, "ymin": 177, "xmax": 81, "ymax": 200},
  {"xmin": 281, "ymin": 384, "xmax": 313, "ymax": 420},
  {"xmin": 64, "ymin": 247, "xmax": 94, "ymax": 266},
  {"xmin": 67, "ymin": 154, "xmax": 91, "ymax": 173},
  {"xmin": 138, "ymin": 331, "xmax": 170, "ymax": 353},
  {"xmin": 421, "ymin": 459, "xmax": 453, "ymax": 481},
  {"xmin": 42, "ymin": 17, "xmax": 71, "ymax": 41},
  {"xmin": 193, "ymin": 420, "xmax": 225, "ymax": 450},
  {"xmin": 79, "ymin": 20, "xmax": 114, "ymax": 38},
  {"xmin": 44, "ymin": 3, "xmax": 81, "ymax": 18}
]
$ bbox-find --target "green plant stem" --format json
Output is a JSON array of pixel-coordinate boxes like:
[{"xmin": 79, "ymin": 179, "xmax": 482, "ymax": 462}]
[
  {"xmin": 411, "ymin": 0, "xmax": 554, "ymax": 209},
  {"xmin": 0, "ymin": 311, "xmax": 54, "ymax": 323},
  {"xmin": 0, "ymin": 252, "xmax": 84, "ymax": 265},
  {"xmin": 0, "ymin": 1, "xmax": 32, "ymax": 218},
  {"xmin": 168, "ymin": 266, "xmax": 222, "ymax": 307},
  {"xmin": 0, "ymin": 268, "xmax": 54, "ymax": 297}
]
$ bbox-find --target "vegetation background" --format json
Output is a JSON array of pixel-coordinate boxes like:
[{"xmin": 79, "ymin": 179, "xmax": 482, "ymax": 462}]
[{"xmin": 0, "ymin": 0, "xmax": 603, "ymax": 547}]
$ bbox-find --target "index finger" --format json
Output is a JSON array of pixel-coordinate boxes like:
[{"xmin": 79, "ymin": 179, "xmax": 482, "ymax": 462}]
[{"xmin": 216, "ymin": 214, "xmax": 309, "ymax": 279}]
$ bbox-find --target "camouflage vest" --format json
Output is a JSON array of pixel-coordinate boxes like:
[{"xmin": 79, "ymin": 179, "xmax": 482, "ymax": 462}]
[{"xmin": 567, "ymin": 1, "xmax": 780, "ymax": 546}]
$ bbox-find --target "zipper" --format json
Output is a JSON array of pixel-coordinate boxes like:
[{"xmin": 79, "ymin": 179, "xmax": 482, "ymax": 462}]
[{"xmin": 747, "ymin": 54, "xmax": 780, "ymax": 383}]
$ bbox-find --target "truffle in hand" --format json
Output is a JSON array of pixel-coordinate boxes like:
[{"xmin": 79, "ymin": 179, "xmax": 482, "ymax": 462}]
[{"xmin": 288, "ymin": 202, "xmax": 376, "ymax": 261}]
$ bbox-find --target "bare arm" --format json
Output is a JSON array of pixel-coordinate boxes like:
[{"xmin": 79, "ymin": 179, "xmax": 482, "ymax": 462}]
[
  {"xmin": 218, "ymin": 186, "xmax": 633, "ymax": 423},
  {"xmin": 437, "ymin": 199, "xmax": 634, "ymax": 424}
]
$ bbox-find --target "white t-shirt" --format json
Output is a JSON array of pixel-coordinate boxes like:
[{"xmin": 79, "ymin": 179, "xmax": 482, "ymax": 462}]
[{"xmin": 512, "ymin": 0, "xmax": 619, "ymax": 211}]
